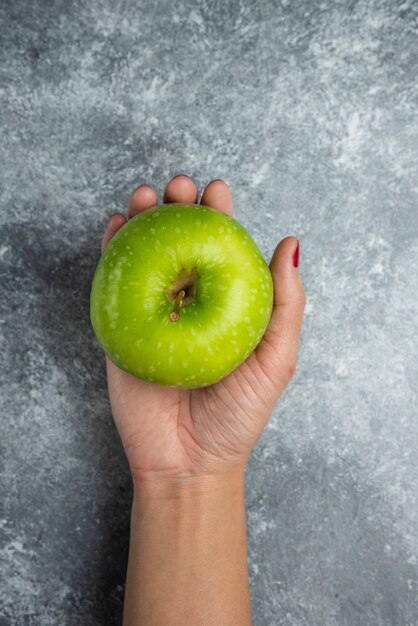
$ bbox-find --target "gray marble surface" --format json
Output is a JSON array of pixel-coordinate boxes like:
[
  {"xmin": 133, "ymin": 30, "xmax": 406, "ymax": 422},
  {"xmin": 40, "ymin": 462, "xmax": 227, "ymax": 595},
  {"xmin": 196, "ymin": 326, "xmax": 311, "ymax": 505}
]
[{"xmin": 1, "ymin": 0, "xmax": 417, "ymax": 624}]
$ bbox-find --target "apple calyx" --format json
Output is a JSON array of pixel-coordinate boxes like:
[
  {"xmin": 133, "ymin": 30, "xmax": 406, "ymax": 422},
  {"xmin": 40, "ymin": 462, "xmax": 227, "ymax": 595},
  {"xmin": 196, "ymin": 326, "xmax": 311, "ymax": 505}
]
[{"xmin": 167, "ymin": 264, "xmax": 199, "ymax": 322}]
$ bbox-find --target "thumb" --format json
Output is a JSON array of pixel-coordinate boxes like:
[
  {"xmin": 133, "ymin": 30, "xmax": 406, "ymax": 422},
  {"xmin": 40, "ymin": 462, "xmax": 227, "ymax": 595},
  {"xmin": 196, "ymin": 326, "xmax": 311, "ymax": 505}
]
[{"xmin": 254, "ymin": 236, "xmax": 306, "ymax": 393}]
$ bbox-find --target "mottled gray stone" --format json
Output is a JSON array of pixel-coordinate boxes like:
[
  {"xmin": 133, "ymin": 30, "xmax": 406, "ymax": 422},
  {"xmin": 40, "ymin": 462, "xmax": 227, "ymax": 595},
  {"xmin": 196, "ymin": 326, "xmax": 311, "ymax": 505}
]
[{"xmin": 1, "ymin": 0, "xmax": 417, "ymax": 624}]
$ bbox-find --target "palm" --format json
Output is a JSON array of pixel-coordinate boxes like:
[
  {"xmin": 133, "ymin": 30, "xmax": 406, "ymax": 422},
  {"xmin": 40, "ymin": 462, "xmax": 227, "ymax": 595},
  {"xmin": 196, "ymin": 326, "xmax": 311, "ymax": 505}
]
[
  {"xmin": 107, "ymin": 348, "xmax": 276, "ymax": 479},
  {"xmin": 101, "ymin": 175, "xmax": 305, "ymax": 482}
]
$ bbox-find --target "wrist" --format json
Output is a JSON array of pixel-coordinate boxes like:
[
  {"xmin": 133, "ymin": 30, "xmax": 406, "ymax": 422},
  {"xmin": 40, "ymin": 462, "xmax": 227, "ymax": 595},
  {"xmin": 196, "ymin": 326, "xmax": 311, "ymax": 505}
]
[
  {"xmin": 132, "ymin": 468, "xmax": 245, "ymax": 507},
  {"xmin": 131, "ymin": 470, "xmax": 246, "ymax": 542}
]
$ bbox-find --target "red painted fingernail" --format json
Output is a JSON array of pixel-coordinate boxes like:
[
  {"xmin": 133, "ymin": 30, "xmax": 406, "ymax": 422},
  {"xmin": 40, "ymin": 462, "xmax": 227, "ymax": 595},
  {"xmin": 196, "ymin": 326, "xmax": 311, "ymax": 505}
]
[{"xmin": 292, "ymin": 241, "xmax": 300, "ymax": 268}]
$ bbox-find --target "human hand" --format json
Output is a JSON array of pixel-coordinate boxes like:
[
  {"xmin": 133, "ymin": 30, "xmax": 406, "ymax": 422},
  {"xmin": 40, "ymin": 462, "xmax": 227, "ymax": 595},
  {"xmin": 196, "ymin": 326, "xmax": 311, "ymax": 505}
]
[{"xmin": 100, "ymin": 175, "xmax": 306, "ymax": 490}]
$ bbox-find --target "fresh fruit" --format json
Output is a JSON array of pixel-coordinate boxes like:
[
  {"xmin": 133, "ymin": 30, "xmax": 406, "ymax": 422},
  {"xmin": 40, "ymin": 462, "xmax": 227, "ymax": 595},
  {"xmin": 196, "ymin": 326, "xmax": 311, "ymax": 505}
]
[{"xmin": 90, "ymin": 203, "xmax": 273, "ymax": 388}]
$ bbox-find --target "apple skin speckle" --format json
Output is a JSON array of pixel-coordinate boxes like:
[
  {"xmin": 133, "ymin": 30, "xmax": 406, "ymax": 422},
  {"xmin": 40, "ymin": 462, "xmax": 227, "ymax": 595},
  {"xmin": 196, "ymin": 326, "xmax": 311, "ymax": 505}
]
[{"xmin": 90, "ymin": 203, "xmax": 273, "ymax": 388}]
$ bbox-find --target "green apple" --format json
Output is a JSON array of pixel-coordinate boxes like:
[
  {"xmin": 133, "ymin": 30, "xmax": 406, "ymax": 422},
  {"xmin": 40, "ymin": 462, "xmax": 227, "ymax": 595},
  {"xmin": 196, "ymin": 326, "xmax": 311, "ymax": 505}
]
[{"xmin": 90, "ymin": 203, "xmax": 273, "ymax": 388}]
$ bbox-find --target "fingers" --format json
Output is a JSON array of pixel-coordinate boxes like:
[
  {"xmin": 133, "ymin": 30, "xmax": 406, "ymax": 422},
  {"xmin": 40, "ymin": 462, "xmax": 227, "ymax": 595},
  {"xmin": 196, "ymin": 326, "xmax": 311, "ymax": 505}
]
[
  {"xmin": 163, "ymin": 174, "xmax": 198, "ymax": 204},
  {"xmin": 200, "ymin": 179, "xmax": 233, "ymax": 216},
  {"xmin": 254, "ymin": 236, "xmax": 306, "ymax": 392},
  {"xmin": 103, "ymin": 176, "xmax": 233, "ymax": 252},
  {"xmin": 101, "ymin": 213, "xmax": 127, "ymax": 253},
  {"xmin": 127, "ymin": 176, "xmax": 233, "ymax": 219},
  {"xmin": 102, "ymin": 174, "xmax": 232, "ymax": 252},
  {"xmin": 127, "ymin": 184, "xmax": 158, "ymax": 218}
]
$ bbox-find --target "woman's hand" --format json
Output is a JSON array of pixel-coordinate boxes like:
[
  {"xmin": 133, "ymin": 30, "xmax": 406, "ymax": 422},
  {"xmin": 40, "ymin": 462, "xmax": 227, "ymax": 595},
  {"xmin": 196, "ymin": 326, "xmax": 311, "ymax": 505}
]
[
  {"xmin": 100, "ymin": 174, "xmax": 306, "ymax": 625},
  {"xmin": 101, "ymin": 175, "xmax": 306, "ymax": 490}
]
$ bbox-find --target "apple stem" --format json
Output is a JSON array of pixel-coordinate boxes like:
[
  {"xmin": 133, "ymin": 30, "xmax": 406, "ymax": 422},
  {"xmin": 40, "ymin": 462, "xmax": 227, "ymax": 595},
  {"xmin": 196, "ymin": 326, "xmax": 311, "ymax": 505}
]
[{"xmin": 169, "ymin": 289, "xmax": 186, "ymax": 322}]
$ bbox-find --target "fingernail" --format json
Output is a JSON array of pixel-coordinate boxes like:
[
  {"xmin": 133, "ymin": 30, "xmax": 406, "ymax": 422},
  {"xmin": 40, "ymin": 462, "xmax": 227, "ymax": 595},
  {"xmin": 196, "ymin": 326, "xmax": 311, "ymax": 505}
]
[
  {"xmin": 210, "ymin": 178, "xmax": 229, "ymax": 187},
  {"xmin": 110, "ymin": 212, "xmax": 124, "ymax": 223},
  {"xmin": 292, "ymin": 241, "xmax": 300, "ymax": 268}
]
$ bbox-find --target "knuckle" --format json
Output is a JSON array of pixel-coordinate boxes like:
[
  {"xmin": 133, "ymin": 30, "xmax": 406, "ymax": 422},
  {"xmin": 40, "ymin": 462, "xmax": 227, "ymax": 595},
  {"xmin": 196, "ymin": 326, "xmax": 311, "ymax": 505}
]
[
  {"xmin": 296, "ymin": 288, "xmax": 307, "ymax": 308},
  {"xmin": 285, "ymin": 359, "xmax": 297, "ymax": 381},
  {"xmin": 279, "ymin": 358, "xmax": 297, "ymax": 384}
]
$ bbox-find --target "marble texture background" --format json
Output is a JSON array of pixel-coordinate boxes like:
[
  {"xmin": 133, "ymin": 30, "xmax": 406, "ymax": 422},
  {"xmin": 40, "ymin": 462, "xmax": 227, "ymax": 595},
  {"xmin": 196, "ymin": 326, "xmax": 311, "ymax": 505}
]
[{"xmin": 1, "ymin": 0, "xmax": 417, "ymax": 624}]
